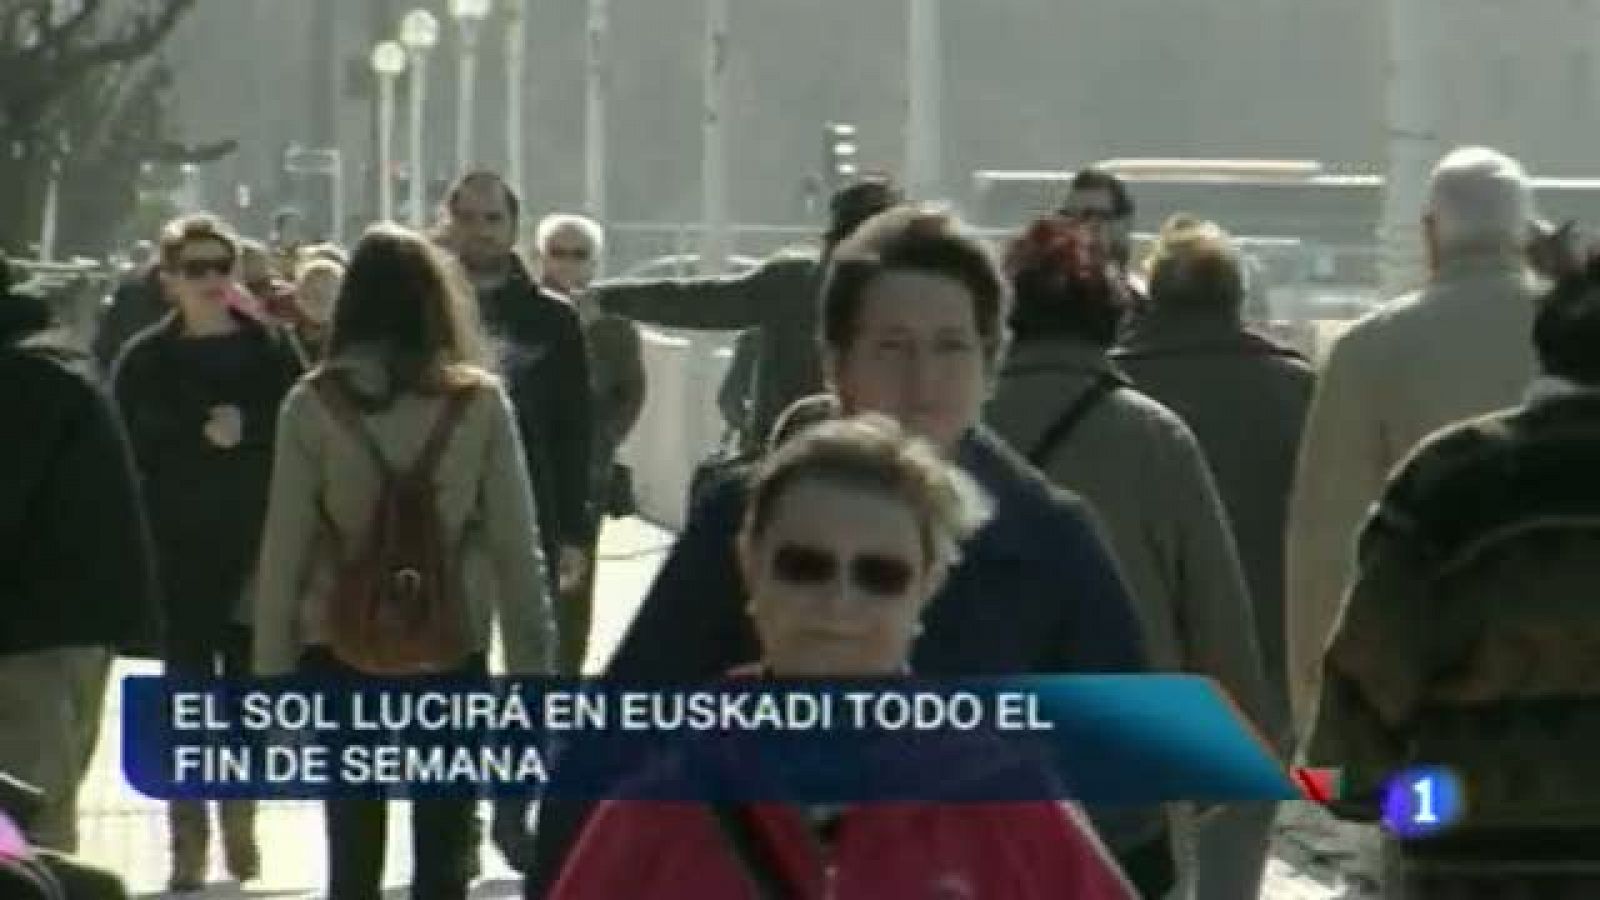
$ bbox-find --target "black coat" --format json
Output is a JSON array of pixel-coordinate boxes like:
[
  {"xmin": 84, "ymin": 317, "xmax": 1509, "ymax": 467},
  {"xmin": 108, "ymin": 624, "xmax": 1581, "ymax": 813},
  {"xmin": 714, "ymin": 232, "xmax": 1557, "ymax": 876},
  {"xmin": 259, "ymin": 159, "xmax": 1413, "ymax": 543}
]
[
  {"xmin": 111, "ymin": 313, "xmax": 301, "ymax": 656},
  {"xmin": 93, "ymin": 267, "xmax": 168, "ymax": 374},
  {"xmin": 478, "ymin": 260, "xmax": 594, "ymax": 561},
  {"xmin": 0, "ymin": 294, "xmax": 159, "ymax": 656}
]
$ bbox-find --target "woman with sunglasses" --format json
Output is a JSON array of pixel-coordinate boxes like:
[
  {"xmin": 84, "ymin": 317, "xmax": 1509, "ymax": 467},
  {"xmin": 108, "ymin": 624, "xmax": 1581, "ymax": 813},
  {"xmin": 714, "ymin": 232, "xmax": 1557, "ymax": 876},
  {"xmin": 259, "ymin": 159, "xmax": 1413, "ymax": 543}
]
[
  {"xmin": 110, "ymin": 214, "xmax": 302, "ymax": 893},
  {"xmin": 552, "ymin": 415, "xmax": 1135, "ymax": 898},
  {"xmin": 529, "ymin": 207, "xmax": 1168, "ymax": 899}
]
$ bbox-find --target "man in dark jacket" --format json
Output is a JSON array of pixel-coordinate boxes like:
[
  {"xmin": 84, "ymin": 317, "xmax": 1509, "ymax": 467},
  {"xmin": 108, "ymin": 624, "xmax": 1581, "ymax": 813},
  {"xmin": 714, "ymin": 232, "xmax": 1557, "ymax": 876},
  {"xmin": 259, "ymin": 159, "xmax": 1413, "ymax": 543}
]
[
  {"xmin": 590, "ymin": 176, "xmax": 902, "ymax": 454},
  {"xmin": 1113, "ymin": 219, "xmax": 1310, "ymax": 900},
  {"xmin": 1306, "ymin": 249, "xmax": 1600, "ymax": 897},
  {"xmin": 1116, "ymin": 218, "xmax": 1312, "ymax": 741},
  {"xmin": 0, "ymin": 257, "xmax": 159, "ymax": 854},
  {"xmin": 439, "ymin": 170, "xmax": 594, "ymax": 595}
]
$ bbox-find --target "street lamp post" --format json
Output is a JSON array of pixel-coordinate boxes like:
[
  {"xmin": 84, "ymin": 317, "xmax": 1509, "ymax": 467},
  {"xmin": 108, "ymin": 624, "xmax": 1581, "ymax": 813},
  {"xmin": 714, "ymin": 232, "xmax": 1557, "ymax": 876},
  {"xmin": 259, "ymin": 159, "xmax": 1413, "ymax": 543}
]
[
  {"xmin": 448, "ymin": 0, "xmax": 493, "ymax": 175},
  {"xmin": 505, "ymin": 0, "xmax": 526, "ymax": 206},
  {"xmin": 400, "ymin": 9, "xmax": 440, "ymax": 229},
  {"xmin": 905, "ymin": 0, "xmax": 943, "ymax": 201},
  {"xmin": 585, "ymin": 0, "xmax": 610, "ymax": 219},
  {"xmin": 699, "ymin": 0, "xmax": 730, "ymax": 278},
  {"xmin": 371, "ymin": 40, "xmax": 407, "ymax": 223},
  {"xmin": 1380, "ymin": 0, "xmax": 1442, "ymax": 297}
]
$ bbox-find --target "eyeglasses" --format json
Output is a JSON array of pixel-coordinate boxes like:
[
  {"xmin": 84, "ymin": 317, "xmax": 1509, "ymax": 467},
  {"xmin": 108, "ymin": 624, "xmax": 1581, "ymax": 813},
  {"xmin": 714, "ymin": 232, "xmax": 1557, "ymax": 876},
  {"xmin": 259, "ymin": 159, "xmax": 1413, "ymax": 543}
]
[
  {"xmin": 770, "ymin": 542, "xmax": 916, "ymax": 597},
  {"xmin": 546, "ymin": 246, "xmax": 592, "ymax": 261},
  {"xmin": 1060, "ymin": 208, "xmax": 1117, "ymax": 223},
  {"xmin": 175, "ymin": 258, "xmax": 232, "ymax": 280}
]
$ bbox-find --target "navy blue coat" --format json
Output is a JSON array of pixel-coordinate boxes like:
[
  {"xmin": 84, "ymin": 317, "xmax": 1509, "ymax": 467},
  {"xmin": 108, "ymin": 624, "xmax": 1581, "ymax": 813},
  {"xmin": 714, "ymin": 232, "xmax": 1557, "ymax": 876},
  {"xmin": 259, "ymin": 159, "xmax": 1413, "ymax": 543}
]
[
  {"xmin": 526, "ymin": 428, "xmax": 1160, "ymax": 900},
  {"xmin": 610, "ymin": 426, "xmax": 1150, "ymax": 679}
]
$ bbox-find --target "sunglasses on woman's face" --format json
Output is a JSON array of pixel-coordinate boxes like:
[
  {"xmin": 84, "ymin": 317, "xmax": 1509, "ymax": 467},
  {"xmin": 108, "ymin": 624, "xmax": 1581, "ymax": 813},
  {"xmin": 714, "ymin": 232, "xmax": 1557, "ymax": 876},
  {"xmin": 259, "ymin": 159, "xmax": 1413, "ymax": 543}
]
[
  {"xmin": 770, "ymin": 542, "xmax": 916, "ymax": 597},
  {"xmin": 546, "ymin": 245, "xmax": 592, "ymax": 261},
  {"xmin": 175, "ymin": 257, "xmax": 232, "ymax": 280}
]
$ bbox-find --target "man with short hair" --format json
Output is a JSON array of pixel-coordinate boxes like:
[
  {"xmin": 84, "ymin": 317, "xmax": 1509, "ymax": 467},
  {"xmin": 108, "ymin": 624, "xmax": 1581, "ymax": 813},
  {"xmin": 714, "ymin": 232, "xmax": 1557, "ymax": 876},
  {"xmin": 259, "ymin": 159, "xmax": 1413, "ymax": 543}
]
[
  {"xmin": 1060, "ymin": 166, "xmax": 1145, "ymax": 314},
  {"xmin": 1306, "ymin": 245, "xmax": 1600, "ymax": 896},
  {"xmin": 588, "ymin": 176, "xmax": 902, "ymax": 456},
  {"xmin": 1114, "ymin": 219, "xmax": 1312, "ymax": 900},
  {"xmin": 1286, "ymin": 146, "xmax": 1541, "ymax": 733},
  {"xmin": 438, "ymin": 170, "xmax": 594, "ymax": 597},
  {"xmin": 528, "ymin": 213, "xmax": 645, "ymax": 677}
]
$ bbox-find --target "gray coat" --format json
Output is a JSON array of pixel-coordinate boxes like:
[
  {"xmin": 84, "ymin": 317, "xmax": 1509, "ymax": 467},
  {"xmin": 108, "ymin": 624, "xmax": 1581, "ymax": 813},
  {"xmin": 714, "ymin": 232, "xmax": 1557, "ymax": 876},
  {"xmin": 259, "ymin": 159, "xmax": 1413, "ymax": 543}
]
[
  {"xmin": 1115, "ymin": 308, "xmax": 1313, "ymax": 736},
  {"xmin": 987, "ymin": 337, "xmax": 1274, "ymax": 735}
]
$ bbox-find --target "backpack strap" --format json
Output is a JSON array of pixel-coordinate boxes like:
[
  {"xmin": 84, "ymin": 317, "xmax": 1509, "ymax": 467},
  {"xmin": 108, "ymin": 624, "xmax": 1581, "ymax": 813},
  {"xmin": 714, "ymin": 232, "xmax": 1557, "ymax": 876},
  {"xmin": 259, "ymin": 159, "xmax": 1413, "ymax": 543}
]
[
  {"xmin": 313, "ymin": 374, "xmax": 395, "ymax": 478},
  {"xmin": 706, "ymin": 804, "xmax": 796, "ymax": 900},
  {"xmin": 1026, "ymin": 370, "xmax": 1127, "ymax": 468},
  {"xmin": 410, "ymin": 386, "xmax": 476, "ymax": 478}
]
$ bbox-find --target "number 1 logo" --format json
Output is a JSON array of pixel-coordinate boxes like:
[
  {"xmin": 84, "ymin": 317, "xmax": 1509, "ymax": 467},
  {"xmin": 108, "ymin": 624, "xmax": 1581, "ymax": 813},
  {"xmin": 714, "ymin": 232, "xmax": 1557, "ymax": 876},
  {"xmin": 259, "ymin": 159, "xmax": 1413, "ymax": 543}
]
[{"xmin": 1382, "ymin": 766, "xmax": 1463, "ymax": 838}]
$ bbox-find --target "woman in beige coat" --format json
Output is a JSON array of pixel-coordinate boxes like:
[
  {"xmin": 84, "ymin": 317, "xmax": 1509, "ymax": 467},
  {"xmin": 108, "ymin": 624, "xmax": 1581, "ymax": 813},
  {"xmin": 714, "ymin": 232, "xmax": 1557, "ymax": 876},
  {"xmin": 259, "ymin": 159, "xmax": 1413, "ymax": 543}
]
[
  {"xmin": 252, "ymin": 224, "xmax": 553, "ymax": 900},
  {"xmin": 986, "ymin": 217, "xmax": 1275, "ymax": 897}
]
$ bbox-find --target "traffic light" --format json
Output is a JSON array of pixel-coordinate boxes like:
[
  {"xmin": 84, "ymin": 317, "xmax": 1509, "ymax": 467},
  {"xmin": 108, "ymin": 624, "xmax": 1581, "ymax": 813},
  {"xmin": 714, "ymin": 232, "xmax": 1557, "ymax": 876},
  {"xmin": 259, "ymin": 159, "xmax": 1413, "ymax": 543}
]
[{"xmin": 823, "ymin": 122, "xmax": 858, "ymax": 188}]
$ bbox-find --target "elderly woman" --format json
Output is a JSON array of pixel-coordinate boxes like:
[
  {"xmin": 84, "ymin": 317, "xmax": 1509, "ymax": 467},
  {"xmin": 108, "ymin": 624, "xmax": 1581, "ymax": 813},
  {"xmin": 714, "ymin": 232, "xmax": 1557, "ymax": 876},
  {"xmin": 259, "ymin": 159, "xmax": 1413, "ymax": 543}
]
[
  {"xmin": 551, "ymin": 415, "xmax": 1135, "ymax": 898},
  {"xmin": 528, "ymin": 207, "xmax": 1167, "ymax": 899}
]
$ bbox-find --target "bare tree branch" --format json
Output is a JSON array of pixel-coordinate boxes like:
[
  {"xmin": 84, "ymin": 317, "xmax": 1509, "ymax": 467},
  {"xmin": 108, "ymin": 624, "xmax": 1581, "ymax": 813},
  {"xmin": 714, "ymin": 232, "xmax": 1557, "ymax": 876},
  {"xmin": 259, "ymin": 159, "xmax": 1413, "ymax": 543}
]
[
  {"xmin": 40, "ymin": 0, "xmax": 103, "ymax": 52},
  {"xmin": 23, "ymin": 0, "xmax": 195, "ymax": 104},
  {"xmin": 63, "ymin": 0, "xmax": 193, "ymax": 70}
]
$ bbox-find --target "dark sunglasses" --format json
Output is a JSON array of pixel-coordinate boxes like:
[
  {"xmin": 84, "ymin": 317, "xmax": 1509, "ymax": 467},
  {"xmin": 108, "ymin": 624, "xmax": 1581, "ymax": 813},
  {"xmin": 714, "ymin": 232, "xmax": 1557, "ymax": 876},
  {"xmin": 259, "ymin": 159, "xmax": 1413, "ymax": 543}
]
[
  {"xmin": 175, "ymin": 258, "xmax": 232, "ymax": 279},
  {"xmin": 546, "ymin": 247, "xmax": 592, "ymax": 261},
  {"xmin": 770, "ymin": 542, "xmax": 916, "ymax": 597}
]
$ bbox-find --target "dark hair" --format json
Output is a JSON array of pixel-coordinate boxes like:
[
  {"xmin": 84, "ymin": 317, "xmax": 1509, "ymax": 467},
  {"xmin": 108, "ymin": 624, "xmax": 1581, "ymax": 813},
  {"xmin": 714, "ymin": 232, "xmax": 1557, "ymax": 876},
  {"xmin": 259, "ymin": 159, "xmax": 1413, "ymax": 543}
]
[
  {"xmin": 1004, "ymin": 216, "xmax": 1124, "ymax": 346},
  {"xmin": 158, "ymin": 213, "xmax": 239, "ymax": 271},
  {"xmin": 825, "ymin": 175, "xmax": 903, "ymax": 249},
  {"xmin": 820, "ymin": 207, "xmax": 1009, "ymax": 366},
  {"xmin": 742, "ymin": 414, "xmax": 989, "ymax": 570},
  {"xmin": 325, "ymin": 224, "xmax": 490, "ymax": 406},
  {"xmin": 1065, "ymin": 167, "xmax": 1134, "ymax": 219},
  {"xmin": 444, "ymin": 169, "xmax": 521, "ymax": 228},
  {"xmin": 1534, "ymin": 251, "xmax": 1600, "ymax": 385}
]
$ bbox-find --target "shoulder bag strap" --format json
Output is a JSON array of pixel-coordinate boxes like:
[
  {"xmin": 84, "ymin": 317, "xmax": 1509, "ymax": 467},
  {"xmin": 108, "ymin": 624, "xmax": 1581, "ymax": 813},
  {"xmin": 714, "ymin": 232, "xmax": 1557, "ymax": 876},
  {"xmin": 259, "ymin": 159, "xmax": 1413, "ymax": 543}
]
[
  {"xmin": 410, "ymin": 386, "xmax": 476, "ymax": 478},
  {"xmin": 311, "ymin": 373, "xmax": 394, "ymax": 479},
  {"xmin": 706, "ymin": 804, "xmax": 796, "ymax": 900},
  {"xmin": 1026, "ymin": 370, "xmax": 1128, "ymax": 468}
]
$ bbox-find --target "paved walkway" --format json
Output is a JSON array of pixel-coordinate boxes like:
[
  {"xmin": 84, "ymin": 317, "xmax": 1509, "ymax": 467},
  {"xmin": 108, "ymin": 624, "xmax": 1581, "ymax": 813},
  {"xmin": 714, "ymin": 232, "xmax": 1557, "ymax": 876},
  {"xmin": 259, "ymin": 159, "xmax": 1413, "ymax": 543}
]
[{"xmin": 70, "ymin": 516, "xmax": 1366, "ymax": 898}]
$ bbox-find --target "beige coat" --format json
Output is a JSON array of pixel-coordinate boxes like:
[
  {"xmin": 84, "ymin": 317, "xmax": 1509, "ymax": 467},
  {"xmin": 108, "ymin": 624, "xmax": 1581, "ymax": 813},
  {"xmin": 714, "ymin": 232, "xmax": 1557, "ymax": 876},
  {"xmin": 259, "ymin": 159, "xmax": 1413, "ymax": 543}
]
[
  {"xmin": 252, "ymin": 353, "xmax": 554, "ymax": 678},
  {"xmin": 987, "ymin": 338, "xmax": 1274, "ymax": 734},
  {"xmin": 1284, "ymin": 253, "xmax": 1539, "ymax": 729}
]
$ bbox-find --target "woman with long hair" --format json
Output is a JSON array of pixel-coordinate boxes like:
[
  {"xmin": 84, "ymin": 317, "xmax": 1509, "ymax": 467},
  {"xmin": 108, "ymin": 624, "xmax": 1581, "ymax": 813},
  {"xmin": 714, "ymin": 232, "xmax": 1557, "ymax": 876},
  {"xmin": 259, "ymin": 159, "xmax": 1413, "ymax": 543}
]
[{"xmin": 253, "ymin": 224, "xmax": 553, "ymax": 900}]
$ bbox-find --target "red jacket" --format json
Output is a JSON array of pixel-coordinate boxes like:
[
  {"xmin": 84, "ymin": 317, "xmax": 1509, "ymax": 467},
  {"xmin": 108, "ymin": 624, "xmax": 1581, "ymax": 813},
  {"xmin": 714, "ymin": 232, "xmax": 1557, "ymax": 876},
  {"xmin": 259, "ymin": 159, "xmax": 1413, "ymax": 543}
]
[{"xmin": 550, "ymin": 798, "xmax": 1136, "ymax": 899}]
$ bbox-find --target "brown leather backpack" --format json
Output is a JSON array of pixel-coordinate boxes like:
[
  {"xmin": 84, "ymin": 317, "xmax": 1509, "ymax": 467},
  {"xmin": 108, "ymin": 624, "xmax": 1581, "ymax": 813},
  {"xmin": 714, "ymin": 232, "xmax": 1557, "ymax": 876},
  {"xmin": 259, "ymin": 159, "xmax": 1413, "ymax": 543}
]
[{"xmin": 313, "ymin": 373, "xmax": 475, "ymax": 674}]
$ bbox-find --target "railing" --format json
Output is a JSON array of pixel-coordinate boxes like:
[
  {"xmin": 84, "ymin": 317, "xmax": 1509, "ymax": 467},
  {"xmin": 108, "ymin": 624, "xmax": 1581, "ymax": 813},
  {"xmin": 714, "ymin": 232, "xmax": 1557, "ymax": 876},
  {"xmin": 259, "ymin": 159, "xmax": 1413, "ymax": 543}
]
[{"xmin": 6, "ymin": 257, "xmax": 119, "ymax": 351}]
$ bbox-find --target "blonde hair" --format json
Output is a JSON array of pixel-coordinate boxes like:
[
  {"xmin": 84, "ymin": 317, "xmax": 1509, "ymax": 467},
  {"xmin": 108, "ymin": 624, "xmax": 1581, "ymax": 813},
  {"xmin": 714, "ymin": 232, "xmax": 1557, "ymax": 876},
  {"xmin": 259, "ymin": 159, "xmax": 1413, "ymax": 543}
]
[{"xmin": 741, "ymin": 414, "xmax": 991, "ymax": 573}]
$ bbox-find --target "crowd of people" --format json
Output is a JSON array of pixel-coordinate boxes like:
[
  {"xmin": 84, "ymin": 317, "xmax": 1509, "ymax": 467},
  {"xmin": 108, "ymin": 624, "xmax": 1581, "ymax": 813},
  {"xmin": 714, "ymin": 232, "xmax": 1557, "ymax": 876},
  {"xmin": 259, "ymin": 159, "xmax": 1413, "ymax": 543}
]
[{"xmin": 1, "ymin": 141, "xmax": 1597, "ymax": 899}]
